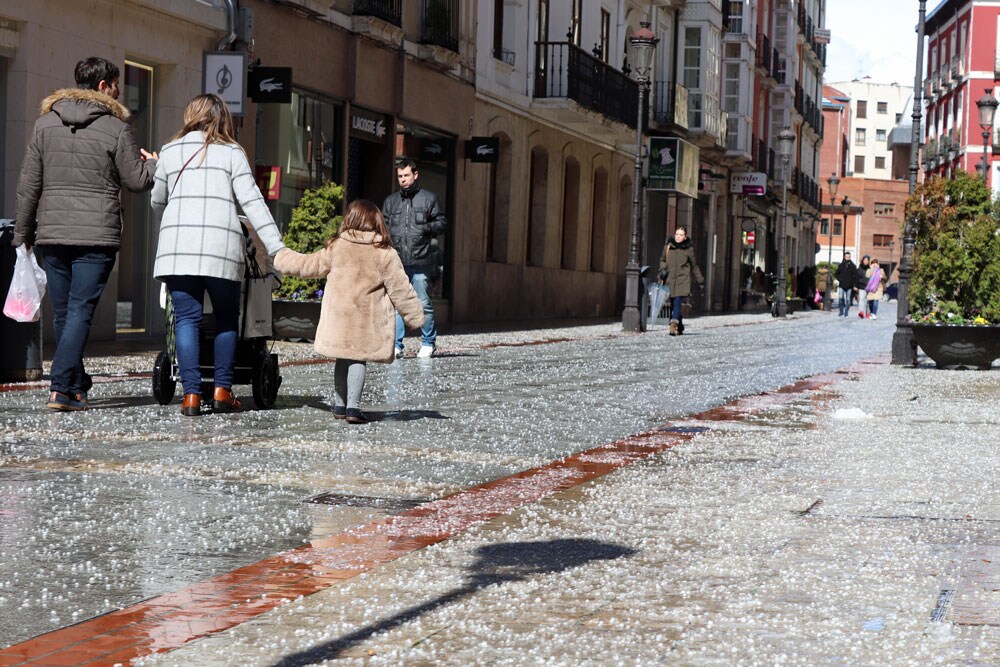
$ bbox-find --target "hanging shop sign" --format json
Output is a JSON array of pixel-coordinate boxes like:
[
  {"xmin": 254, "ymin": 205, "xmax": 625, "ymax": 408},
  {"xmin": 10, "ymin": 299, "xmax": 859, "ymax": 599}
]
[
  {"xmin": 464, "ymin": 137, "xmax": 500, "ymax": 163},
  {"xmin": 673, "ymin": 84, "xmax": 689, "ymax": 129},
  {"xmin": 254, "ymin": 166, "xmax": 281, "ymax": 201},
  {"xmin": 203, "ymin": 51, "xmax": 247, "ymax": 116},
  {"xmin": 730, "ymin": 172, "xmax": 767, "ymax": 196},
  {"xmin": 248, "ymin": 67, "xmax": 292, "ymax": 104},
  {"xmin": 647, "ymin": 137, "xmax": 699, "ymax": 198},
  {"xmin": 349, "ymin": 107, "xmax": 389, "ymax": 143},
  {"xmin": 814, "ymin": 29, "xmax": 831, "ymax": 44},
  {"xmin": 419, "ymin": 137, "xmax": 453, "ymax": 162}
]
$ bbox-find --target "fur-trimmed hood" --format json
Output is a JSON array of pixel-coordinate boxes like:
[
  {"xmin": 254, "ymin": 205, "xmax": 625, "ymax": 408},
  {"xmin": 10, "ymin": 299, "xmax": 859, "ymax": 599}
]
[{"xmin": 40, "ymin": 88, "xmax": 131, "ymax": 126}]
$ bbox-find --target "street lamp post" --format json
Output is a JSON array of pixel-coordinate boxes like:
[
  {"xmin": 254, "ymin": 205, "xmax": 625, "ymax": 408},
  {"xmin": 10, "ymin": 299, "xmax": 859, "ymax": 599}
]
[
  {"xmin": 824, "ymin": 173, "xmax": 840, "ymax": 312},
  {"xmin": 888, "ymin": 239, "xmax": 896, "ymax": 283},
  {"xmin": 976, "ymin": 88, "xmax": 998, "ymax": 186},
  {"xmin": 840, "ymin": 196, "xmax": 851, "ymax": 262},
  {"xmin": 893, "ymin": 0, "xmax": 926, "ymax": 365},
  {"xmin": 622, "ymin": 21, "xmax": 658, "ymax": 332},
  {"xmin": 776, "ymin": 127, "xmax": 796, "ymax": 318}
]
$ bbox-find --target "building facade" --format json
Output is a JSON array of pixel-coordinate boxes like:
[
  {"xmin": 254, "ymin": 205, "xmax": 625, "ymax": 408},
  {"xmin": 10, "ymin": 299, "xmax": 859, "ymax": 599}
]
[
  {"xmin": 828, "ymin": 79, "xmax": 912, "ymax": 180},
  {"xmin": 923, "ymin": 0, "xmax": 1000, "ymax": 190}
]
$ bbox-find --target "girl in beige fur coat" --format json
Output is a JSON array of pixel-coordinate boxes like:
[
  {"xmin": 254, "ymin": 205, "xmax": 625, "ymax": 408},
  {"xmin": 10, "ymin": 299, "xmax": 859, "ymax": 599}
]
[{"xmin": 274, "ymin": 200, "xmax": 424, "ymax": 424}]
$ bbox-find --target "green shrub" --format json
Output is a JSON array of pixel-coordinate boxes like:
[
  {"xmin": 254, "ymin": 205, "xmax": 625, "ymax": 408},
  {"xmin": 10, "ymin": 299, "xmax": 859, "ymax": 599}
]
[
  {"xmin": 907, "ymin": 171, "xmax": 1000, "ymax": 324},
  {"xmin": 273, "ymin": 182, "xmax": 344, "ymax": 301}
]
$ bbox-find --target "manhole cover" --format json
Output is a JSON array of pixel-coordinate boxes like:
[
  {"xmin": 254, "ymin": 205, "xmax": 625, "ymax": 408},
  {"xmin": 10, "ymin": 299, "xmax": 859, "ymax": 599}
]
[{"xmin": 305, "ymin": 492, "xmax": 428, "ymax": 513}]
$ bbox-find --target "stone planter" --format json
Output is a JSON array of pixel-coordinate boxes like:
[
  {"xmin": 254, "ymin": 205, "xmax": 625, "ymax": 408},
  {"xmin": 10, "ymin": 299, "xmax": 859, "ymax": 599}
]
[
  {"xmin": 911, "ymin": 323, "xmax": 1000, "ymax": 370},
  {"xmin": 272, "ymin": 299, "xmax": 320, "ymax": 342}
]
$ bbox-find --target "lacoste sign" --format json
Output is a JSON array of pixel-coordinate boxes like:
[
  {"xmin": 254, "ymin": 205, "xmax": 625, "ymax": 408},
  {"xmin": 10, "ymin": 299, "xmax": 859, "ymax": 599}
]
[
  {"xmin": 248, "ymin": 67, "xmax": 292, "ymax": 104},
  {"xmin": 464, "ymin": 137, "xmax": 500, "ymax": 163},
  {"xmin": 350, "ymin": 107, "xmax": 389, "ymax": 143}
]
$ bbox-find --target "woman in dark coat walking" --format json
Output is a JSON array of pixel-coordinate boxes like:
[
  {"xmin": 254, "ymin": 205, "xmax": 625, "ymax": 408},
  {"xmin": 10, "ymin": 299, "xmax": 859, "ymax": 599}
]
[{"xmin": 658, "ymin": 226, "xmax": 704, "ymax": 336}]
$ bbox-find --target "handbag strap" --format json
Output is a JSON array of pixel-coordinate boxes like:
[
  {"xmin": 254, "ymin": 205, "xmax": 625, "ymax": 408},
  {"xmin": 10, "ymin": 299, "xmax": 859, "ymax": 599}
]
[{"xmin": 170, "ymin": 145, "xmax": 205, "ymax": 197}]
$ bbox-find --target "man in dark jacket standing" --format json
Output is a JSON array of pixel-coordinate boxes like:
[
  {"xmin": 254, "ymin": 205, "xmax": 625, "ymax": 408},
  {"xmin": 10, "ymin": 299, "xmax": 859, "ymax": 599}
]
[
  {"xmin": 834, "ymin": 252, "xmax": 857, "ymax": 318},
  {"xmin": 382, "ymin": 158, "xmax": 447, "ymax": 358},
  {"xmin": 14, "ymin": 57, "xmax": 157, "ymax": 410}
]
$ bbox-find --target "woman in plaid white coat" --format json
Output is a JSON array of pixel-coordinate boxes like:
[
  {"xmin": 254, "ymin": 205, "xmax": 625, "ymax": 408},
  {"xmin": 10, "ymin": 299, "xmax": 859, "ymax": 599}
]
[{"xmin": 151, "ymin": 94, "xmax": 285, "ymax": 417}]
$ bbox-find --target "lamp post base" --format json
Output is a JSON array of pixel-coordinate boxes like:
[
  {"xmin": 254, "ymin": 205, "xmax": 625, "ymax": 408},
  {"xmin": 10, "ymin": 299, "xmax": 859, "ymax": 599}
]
[
  {"xmin": 891, "ymin": 324, "xmax": 917, "ymax": 365},
  {"xmin": 622, "ymin": 264, "xmax": 645, "ymax": 332}
]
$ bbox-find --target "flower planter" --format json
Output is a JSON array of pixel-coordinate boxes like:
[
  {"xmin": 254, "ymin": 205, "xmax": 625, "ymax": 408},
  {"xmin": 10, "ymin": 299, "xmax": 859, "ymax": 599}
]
[
  {"xmin": 272, "ymin": 299, "xmax": 320, "ymax": 342},
  {"xmin": 911, "ymin": 323, "xmax": 1000, "ymax": 370}
]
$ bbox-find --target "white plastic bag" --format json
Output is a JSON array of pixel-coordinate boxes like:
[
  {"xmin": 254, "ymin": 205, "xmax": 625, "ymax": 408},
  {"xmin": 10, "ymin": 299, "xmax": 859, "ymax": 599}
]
[{"xmin": 3, "ymin": 245, "xmax": 47, "ymax": 323}]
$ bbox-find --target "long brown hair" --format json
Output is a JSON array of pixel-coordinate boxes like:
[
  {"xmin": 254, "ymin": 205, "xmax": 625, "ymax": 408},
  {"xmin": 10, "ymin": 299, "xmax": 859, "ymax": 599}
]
[
  {"xmin": 327, "ymin": 200, "xmax": 393, "ymax": 249},
  {"xmin": 170, "ymin": 94, "xmax": 239, "ymax": 151}
]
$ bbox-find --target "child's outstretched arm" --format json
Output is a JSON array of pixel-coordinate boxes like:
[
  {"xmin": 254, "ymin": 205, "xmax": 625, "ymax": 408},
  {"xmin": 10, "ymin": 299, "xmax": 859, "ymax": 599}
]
[
  {"xmin": 383, "ymin": 251, "xmax": 425, "ymax": 330},
  {"xmin": 273, "ymin": 247, "xmax": 331, "ymax": 279}
]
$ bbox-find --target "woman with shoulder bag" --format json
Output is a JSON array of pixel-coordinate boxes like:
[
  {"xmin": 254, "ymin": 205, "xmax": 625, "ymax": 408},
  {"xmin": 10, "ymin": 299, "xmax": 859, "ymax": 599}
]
[
  {"xmin": 658, "ymin": 226, "xmax": 704, "ymax": 336},
  {"xmin": 151, "ymin": 94, "xmax": 286, "ymax": 416}
]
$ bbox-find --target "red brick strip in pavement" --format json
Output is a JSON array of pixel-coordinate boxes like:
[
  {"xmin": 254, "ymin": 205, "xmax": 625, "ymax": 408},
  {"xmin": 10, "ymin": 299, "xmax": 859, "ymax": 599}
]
[{"xmin": 0, "ymin": 367, "xmax": 860, "ymax": 666}]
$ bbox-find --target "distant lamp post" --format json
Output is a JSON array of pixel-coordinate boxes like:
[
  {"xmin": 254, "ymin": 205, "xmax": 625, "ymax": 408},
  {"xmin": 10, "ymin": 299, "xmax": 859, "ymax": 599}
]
[
  {"xmin": 824, "ymin": 173, "xmax": 840, "ymax": 312},
  {"xmin": 976, "ymin": 88, "xmax": 998, "ymax": 186},
  {"xmin": 622, "ymin": 22, "xmax": 659, "ymax": 332},
  {"xmin": 840, "ymin": 195, "xmax": 852, "ymax": 261},
  {"xmin": 776, "ymin": 126, "xmax": 796, "ymax": 318}
]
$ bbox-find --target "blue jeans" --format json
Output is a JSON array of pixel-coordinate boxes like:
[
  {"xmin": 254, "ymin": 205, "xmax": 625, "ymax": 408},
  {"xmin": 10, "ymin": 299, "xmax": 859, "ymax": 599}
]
[
  {"xmin": 838, "ymin": 287, "xmax": 853, "ymax": 317},
  {"xmin": 164, "ymin": 276, "xmax": 241, "ymax": 395},
  {"xmin": 670, "ymin": 296, "xmax": 685, "ymax": 324},
  {"xmin": 395, "ymin": 268, "xmax": 436, "ymax": 349},
  {"xmin": 41, "ymin": 246, "xmax": 116, "ymax": 395}
]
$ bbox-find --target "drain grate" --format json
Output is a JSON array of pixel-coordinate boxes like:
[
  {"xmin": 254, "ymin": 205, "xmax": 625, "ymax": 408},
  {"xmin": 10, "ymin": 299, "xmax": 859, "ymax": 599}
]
[
  {"xmin": 305, "ymin": 492, "xmax": 428, "ymax": 513},
  {"xmin": 930, "ymin": 589, "xmax": 955, "ymax": 622}
]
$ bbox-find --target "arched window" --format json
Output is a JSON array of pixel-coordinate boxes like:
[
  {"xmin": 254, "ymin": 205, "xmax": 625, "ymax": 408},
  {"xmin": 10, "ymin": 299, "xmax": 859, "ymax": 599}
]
[
  {"xmin": 486, "ymin": 133, "xmax": 512, "ymax": 262},
  {"xmin": 590, "ymin": 167, "xmax": 609, "ymax": 272},
  {"xmin": 561, "ymin": 157, "xmax": 580, "ymax": 269},
  {"xmin": 527, "ymin": 146, "xmax": 549, "ymax": 266}
]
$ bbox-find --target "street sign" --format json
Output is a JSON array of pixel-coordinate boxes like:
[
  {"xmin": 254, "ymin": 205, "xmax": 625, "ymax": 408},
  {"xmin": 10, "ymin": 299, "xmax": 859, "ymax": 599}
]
[
  {"xmin": 746, "ymin": 231, "xmax": 756, "ymax": 245},
  {"xmin": 815, "ymin": 28, "xmax": 831, "ymax": 44},
  {"xmin": 203, "ymin": 51, "xmax": 247, "ymax": 116},
  {"xmin": 648, "ymin": 137, "xmax": 699, "ymax": 197},
  {"xmin": 730, "ymin": 172, "xmax": 766, "ymax": 196}
]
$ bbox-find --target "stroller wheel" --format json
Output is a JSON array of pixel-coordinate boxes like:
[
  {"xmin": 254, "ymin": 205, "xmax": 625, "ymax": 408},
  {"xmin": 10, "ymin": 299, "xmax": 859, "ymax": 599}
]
[
  {"xmin": 252, "ymin": 353, "xmax": 281, "ymax": 409},
  {"xmin": 152, "ymin": 350, "xmax": 176, "ymax": 405}
]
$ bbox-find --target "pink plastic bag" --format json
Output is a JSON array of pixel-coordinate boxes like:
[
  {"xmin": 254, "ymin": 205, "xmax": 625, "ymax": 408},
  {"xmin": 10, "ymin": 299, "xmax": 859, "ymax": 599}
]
[{"xmin": 3, "ymin": 245, "xmax": 47, "ymax": 322}]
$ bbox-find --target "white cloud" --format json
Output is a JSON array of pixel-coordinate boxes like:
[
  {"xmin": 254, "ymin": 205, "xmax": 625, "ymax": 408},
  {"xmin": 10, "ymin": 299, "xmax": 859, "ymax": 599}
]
[{"xmin": 825, "ymin": 0, "xmax": 921, "ymax": 86}]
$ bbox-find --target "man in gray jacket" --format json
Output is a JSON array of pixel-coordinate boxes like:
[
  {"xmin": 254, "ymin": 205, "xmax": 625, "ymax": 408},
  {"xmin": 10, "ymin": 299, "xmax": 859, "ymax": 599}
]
[
  {"xmin": 14, "ymin": 57, "xmax": 157, "ymax": 410},
  {"xmin": 382, "ymin": 158, "xmax": 447, "ymax": 358}
]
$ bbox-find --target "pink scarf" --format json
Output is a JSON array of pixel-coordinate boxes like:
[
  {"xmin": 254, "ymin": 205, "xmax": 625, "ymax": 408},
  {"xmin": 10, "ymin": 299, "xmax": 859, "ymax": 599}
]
[{"xmin": 866, "ymin": 268, "xmax": 883, "ymax": 293}]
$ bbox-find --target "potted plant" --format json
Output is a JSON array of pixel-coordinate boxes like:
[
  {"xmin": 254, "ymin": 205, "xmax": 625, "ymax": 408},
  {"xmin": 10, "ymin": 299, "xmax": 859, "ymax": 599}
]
[
  {"xmin": 906, "ymin": 171, "xmax": 1000, "ymax": 369},
  {"xmin": 272, "ymin": 182, "xmax": 344, "ymax": 341}
]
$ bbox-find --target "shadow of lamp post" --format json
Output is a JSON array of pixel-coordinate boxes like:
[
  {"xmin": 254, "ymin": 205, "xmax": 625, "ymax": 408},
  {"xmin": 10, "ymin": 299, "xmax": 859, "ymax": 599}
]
[
  {"xmin": 775, "ymin": 127, "xmax": 795, "ymax": 318},
  {"xmin": 824, "ymin": 173, "xmax": 839, "ymax": 312},
  {"xmin": 622, "ymin": 22, "xmax": 658, "ymax": 332}
]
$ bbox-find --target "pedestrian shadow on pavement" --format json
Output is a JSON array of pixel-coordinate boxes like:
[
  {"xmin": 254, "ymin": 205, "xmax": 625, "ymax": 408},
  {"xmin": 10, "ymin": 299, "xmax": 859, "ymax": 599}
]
[
  {"xmin": 269, "ymin": 538, "xmax": 636, "ymax": 666},
  {"xmin": 276, "ymin": 398, "xmax": 450, "ymax": 421},
  {"xmin": 85, "ymin": 396, "xmax": 162, "ymax": 410}
]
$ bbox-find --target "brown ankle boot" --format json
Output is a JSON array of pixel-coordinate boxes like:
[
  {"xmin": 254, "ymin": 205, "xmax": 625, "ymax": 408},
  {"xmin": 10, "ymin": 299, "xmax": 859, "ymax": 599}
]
[
  {"xmin": 180, "ymin": 393, "xmax": 201, "ymax": 416},
  {"xmin": 213, "ymin": 386, "xmax": 242, "ymax": 413},
  {"xmin": 669, "ymin": 320, "xmax": 679, "ymax": 336}
]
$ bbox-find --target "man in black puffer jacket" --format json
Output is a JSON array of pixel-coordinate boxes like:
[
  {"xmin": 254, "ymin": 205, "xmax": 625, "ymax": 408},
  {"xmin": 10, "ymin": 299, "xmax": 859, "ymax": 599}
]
[
  {"xmin": 834, "ymin": 252, "xmax": 857, "ymax": 318},
  {"xmin": 382, "ymin": 158, "xmax": 447, "ymax": 358}
]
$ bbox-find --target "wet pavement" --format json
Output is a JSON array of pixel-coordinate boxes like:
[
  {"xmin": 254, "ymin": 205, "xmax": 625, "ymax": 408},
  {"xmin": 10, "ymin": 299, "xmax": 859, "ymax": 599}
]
[{"xmin": 4, "ymin": 306, "xmax": 999, "ymax": 664}]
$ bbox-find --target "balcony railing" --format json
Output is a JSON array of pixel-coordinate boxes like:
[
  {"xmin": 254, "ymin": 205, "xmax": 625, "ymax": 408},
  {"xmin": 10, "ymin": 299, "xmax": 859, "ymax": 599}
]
[
  {"xmin": 534, "ymin": 41, "xmax": 638, "ymax": 128},
  {"xmin": 420, "ymin": 0, "xmax": 459, "ymax": 52},
  {"xmin": 354, "ymin": 0, "xmax": 402, "ymax": 27}
]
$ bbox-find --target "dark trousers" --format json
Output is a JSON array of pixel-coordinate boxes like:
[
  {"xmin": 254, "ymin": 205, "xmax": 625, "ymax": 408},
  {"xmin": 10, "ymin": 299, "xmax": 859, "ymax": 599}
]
[
  {"xmin": 670, "ymin": 296, "xmax": 685, "ymax": 325},
  {"xmin": 41, "ymin": 246, "xmax": 116, "ymax": 396}
]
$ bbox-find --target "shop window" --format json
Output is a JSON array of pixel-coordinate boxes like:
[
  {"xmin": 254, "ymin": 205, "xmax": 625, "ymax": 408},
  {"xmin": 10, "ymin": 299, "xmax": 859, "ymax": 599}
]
[
  {"xmin": 486, "ymin": 133, "xmax": 512, "ymax": 262},
  {"xmin": 561, "ymin": 158, "xmax": 580, "ymax": 270},
  {"xmin": 527, "ymin": 147, "xmax": 549, "ymax": 266},
  {"xmin": 256, "ymin": 91, "xmax": 342, "ymax": 233},
  {"xmin": 590, "ymin": 168, "xmax": 609, "ymax": 272}
]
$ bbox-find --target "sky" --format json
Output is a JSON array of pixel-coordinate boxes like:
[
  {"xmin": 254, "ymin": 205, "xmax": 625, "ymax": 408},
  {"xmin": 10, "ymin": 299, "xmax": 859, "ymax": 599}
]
[{"xmin": 825, "ymin": 0, "xmax": 931, "ymax": 87}]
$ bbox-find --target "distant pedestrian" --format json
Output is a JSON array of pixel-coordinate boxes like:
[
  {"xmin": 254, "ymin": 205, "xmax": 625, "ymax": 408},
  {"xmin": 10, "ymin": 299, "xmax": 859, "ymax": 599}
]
[
  {"xmin": 13, "ymin": 56, "xmax": 158, "ymax": 411},
  {"xmin": 865, "ymin": 259, "xmax": 885, "ymax": 320},
  {"xmin": 834, "ymin": 252, "xmax": 857, "ymax": 317},
  {"xmin": 382, "ymin": 158, "xmax": 447, "ymax": 359},
  {"xmin": 658, "ymin": 226, "xmax": 704, "ymax": 336},
  {"xmin": 274, "ymin": 200, "xmax": 424, "ymax": 424},
  {"xmin": 855, "ymin": 255, "xmax": 871, "ymax": 318},
  {"xmin": 151, "ymin": 94, "xmax": 286, "ymax": 417}
]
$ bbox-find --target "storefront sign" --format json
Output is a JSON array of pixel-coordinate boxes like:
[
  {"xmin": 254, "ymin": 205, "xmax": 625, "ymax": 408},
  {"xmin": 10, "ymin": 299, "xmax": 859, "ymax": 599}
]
[
  {"xmin": 465, "ymin": 137, "xmax": 500, "ymax": 163},
  {"xmin": 673, "ymin": 84, "xmax": 689, "ymax": 130},
  {"xmin": 419, "ymin": 138, "xmax": 453, "ymax": 162},
  {"xmin": 350, "ymin": 107, "xmax": 389, "ymax": 143},
  {"xmin": 730, "ymin": 172, "xmax": 766, "ymax": 196},
  {"xmin": 647, "ymin": 137, "xmax": 699, "ymax": 198},
  {"xmin": 248, "ymin": 67, "xmax": 292, "ymax": 104},
  {"xmin": 203, "ymin": 51, "xmax": 247, "ymax": 116},
  {"xmin": 815, "ymin": 29, "xmax": 831, "ymax": 44},
  {"xmin": 255, "ymin": 166, "xmax": 281, "ymax": 201}
]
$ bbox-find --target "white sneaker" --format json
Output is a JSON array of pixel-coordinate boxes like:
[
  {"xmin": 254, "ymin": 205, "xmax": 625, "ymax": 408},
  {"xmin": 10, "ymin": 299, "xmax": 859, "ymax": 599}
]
[
  {"xmin": 394, "ymin": 347, "xmax": 405, "ymax": 359},
  {"xmin": 417, "ymin": 344, "xmax": 436, "ymax": 358},
  {"xmin": 871, "ymin": 314, "xmax": 877, "ymax": 320}
]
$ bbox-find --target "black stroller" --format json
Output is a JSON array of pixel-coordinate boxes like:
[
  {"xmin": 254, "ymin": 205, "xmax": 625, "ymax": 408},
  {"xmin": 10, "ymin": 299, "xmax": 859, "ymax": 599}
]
[{"xmin": 152, "ymin": 222, "xmax": 281, "ymax": 409}]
